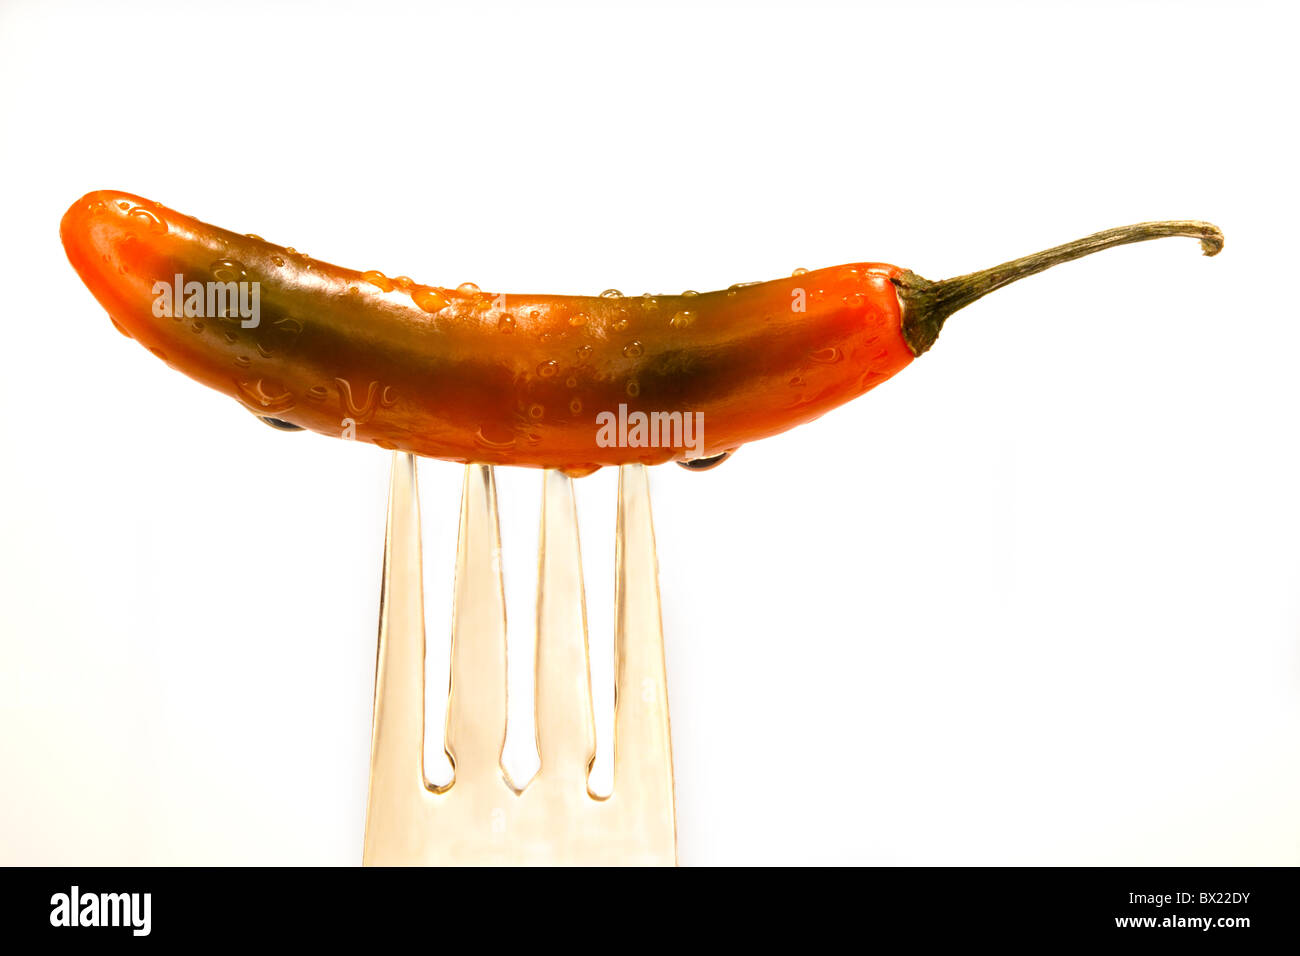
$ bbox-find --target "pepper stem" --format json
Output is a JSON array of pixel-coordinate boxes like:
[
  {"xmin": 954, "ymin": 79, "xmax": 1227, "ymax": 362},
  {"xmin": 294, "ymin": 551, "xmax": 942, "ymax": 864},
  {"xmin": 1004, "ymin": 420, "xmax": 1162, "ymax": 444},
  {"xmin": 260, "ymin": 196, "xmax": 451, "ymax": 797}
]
[{"xmin": 895, "ymin": 220, "xmax": 1224, "ymax": 355}]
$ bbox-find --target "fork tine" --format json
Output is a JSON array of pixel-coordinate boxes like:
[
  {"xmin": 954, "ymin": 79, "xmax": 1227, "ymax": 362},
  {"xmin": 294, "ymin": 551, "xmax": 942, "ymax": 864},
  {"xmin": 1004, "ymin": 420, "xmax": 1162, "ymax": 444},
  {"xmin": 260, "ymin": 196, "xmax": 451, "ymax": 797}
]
[
  {"xmin": 363, "ymin": 452, "xmax": 427, "ymax": 861},
  {"xmin": 534, "ymin": 469, "xmax": 597, "ymax": 785},
  {"xmin": 612, "ymin": 464, "xmax": 676, "ymax": 842},
  {"xmin": 445, "ymin": 464, "xmax": 511, "ymax": 790}
]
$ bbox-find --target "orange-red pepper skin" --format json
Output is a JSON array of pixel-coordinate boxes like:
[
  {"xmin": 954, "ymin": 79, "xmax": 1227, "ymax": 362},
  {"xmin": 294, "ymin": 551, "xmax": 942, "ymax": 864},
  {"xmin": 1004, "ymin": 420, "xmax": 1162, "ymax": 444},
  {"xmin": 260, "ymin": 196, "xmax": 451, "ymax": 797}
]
[{"xmin": 62, "ymin": 191, "xmax": 915, "ymax": 474}]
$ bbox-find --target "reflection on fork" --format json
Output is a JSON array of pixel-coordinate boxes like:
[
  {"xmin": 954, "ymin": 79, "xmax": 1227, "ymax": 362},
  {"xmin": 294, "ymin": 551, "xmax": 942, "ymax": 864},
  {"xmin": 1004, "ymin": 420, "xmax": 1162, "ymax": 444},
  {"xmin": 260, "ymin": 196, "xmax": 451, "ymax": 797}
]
[{"xmin": 363, "ymin": 455, "xmax": 677, "ymax": 865}]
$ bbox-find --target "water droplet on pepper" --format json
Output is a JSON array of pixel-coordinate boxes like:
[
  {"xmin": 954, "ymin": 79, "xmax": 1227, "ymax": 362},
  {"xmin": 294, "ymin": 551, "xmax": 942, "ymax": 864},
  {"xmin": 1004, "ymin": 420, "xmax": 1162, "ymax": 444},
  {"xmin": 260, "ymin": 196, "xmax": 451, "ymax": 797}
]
[
  {"xmin": 413, "ymin": 288, "xmax": 449, "ymax": 313},
  {"xmin": 211, "ymin": 259, "xmax": 246, "ymax": 283},
  {"xmin": 362, "ymin": 270, "xmax": 394, "ymax": 292}
]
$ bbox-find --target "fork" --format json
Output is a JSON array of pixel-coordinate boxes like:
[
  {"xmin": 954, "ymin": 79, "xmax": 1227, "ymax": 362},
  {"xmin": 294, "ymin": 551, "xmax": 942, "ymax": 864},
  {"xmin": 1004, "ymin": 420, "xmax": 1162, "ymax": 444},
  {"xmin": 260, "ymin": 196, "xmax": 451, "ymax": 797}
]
[{"xmin": 362, "ymin": 454, "xmax": 678, "ymax": 865}]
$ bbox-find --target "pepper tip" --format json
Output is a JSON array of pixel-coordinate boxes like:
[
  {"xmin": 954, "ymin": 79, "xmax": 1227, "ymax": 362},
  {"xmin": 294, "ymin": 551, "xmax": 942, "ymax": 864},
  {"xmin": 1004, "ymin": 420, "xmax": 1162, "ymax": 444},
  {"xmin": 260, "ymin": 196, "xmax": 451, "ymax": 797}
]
[{"xmin": 1199, "ymin": 225, "xmax": 1225, "ymax": 257}]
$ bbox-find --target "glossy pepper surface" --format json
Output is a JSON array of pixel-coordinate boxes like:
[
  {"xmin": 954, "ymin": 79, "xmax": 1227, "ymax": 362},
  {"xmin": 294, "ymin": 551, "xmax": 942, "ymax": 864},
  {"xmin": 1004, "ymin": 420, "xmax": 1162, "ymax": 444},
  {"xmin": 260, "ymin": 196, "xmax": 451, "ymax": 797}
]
[{"xmin": 61, "ymin": 191, "xmax": 1222, "ymax": 476}]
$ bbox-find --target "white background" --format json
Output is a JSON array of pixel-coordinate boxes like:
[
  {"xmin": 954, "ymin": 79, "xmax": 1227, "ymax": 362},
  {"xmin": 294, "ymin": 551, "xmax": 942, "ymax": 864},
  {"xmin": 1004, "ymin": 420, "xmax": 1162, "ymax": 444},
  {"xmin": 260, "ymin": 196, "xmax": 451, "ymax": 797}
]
[{"xmin": 2, "ymin": 0, "xmax": 1297, "ymax": 865}]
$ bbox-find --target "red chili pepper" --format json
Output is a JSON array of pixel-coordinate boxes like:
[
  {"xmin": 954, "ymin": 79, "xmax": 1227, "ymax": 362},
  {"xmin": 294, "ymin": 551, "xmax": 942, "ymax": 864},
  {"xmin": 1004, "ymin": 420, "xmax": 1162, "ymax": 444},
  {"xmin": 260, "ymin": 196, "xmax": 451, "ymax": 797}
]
[{"xmin": 60, "ymin": 191, "xmax": 1222, "ymax": 476}]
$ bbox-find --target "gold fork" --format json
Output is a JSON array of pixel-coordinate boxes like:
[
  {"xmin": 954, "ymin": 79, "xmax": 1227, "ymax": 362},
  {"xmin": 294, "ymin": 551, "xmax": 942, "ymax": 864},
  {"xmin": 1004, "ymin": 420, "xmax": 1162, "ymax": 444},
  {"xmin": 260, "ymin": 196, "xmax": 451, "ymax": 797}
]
[{"xmin": 362, "ymin": 455, "xmax": 677, "ymax": 865}]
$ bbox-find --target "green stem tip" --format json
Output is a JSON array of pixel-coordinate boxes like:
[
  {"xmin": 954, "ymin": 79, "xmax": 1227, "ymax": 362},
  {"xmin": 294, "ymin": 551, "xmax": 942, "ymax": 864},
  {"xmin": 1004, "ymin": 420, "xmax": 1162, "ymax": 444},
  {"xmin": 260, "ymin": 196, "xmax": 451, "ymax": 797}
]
[{"xmin": 895, "ymin": 220, "xmax": 1224, "ymax": 355}]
